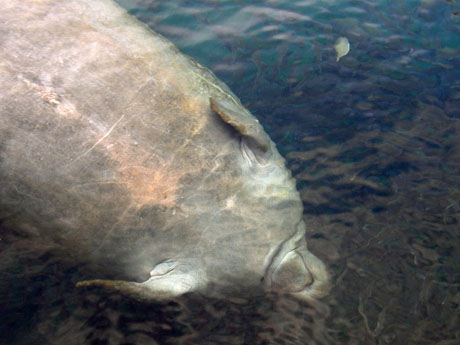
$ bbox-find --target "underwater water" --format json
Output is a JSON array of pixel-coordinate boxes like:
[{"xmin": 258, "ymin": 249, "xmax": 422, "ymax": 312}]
[{"xmin": 1, "ymin": 0, "xmax": 460, "ymax": 344}]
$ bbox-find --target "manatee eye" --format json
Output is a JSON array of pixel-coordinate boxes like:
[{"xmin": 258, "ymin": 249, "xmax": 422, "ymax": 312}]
[
  {"xmin": 240, "ymin": 137, "xmax": 256, "ymax": 166},
  {"xmin": 240, "ymin": 137, "xmax": 270, "ymax": 166},
  {"xmin": 270, "ymin": 250, "xmax": 313, "ymax": 293}
]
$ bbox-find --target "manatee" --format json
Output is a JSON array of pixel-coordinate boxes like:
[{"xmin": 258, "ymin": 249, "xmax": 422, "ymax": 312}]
[{"xmin": 0, "ymin": 0, "xmax": 329, "ymax": 301}]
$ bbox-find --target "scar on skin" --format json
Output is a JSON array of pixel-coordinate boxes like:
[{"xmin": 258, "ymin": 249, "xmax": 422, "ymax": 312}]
[
  {"xmin": 18, "ymin": 75, "xmax": 80, "ymax": 119},
  {"xmin": 66, "ymin": 114, "xmax": 125, "ymax": 166},
  {"xmin": 106, "ymin": 140, "xmax": 182, "ymax": 208}
]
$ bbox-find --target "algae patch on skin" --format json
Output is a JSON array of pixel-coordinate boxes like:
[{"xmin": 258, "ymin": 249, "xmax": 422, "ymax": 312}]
[{"xmin": 334, "ymin": 37, "xmax": 350, "ymax": 62}]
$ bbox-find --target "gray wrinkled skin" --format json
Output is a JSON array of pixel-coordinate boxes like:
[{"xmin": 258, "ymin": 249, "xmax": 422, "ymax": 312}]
[{"xmin": 0, "ymin": 0, "xmax": 329, "ymax": 301}]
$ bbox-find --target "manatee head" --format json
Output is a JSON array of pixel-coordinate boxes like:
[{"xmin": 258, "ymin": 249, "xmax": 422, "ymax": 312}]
[{"xmin": 78, "ymin": 97, "xmax": 329, "ymax": 302}]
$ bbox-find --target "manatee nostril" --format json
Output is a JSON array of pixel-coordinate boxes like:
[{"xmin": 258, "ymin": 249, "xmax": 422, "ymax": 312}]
[{"xmin": 271, "ymin": 250, "xmax": 314, "ymax": 293}]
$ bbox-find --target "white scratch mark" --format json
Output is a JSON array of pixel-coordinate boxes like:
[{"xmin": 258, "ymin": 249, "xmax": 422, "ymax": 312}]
[{"xmin": 65, "ymin": 114, "xmax": 125, "ymax": 167}]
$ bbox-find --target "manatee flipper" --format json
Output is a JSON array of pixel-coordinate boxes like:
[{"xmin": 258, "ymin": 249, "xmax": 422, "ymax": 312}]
[
  {"xmin": 76, "ymin": 260, "xmax": 206, "ymax": 301},
  {"xmin": 210, "ymin": 97, "xmax": 272, "ymax": 163}
]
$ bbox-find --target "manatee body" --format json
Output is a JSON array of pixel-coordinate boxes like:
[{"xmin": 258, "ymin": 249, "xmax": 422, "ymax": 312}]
[{"xmin": 0, "ymin": 0, "xmax": 328, "ymax": 301}]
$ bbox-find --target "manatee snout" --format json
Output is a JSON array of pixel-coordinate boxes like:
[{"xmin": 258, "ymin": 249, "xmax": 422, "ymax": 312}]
[{"xmin": 268, "ymin": 248, "xmax": 329, "ymax": 300}]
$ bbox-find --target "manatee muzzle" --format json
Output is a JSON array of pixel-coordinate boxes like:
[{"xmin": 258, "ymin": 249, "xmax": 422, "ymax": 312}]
[{"xmin": 268, "ymin": 247, "xmax": 330, "ymax": 300}]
